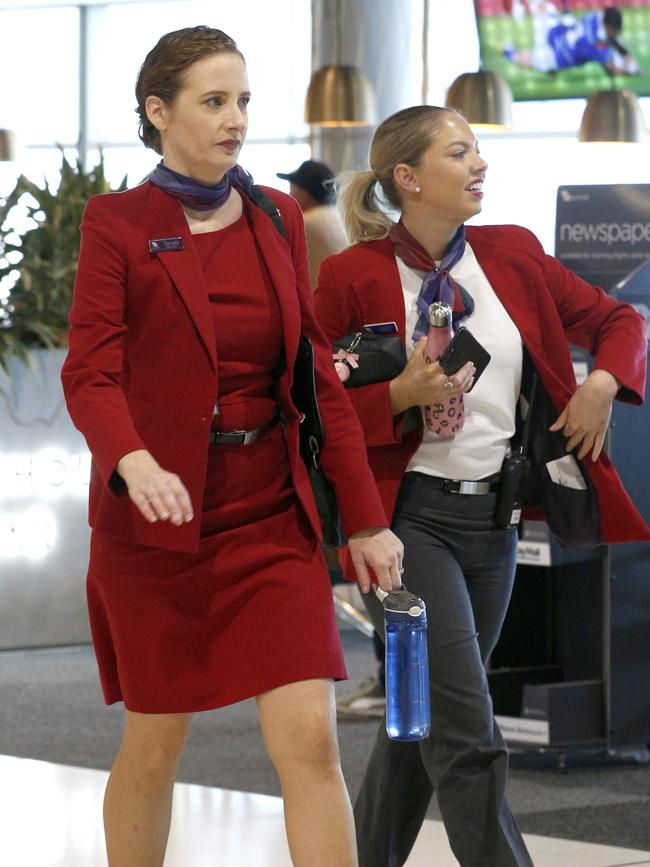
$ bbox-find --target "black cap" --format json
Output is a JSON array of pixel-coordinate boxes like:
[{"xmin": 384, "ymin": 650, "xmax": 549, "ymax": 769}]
[{"xmin": 277, "ymin": 160, "xmax": 336, "ymax": 204}]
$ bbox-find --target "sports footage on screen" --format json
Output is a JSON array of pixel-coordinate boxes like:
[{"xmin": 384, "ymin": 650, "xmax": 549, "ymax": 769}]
[{"xmin": 476, "ymin": 1, "xmax": 650, "ymax": 99}]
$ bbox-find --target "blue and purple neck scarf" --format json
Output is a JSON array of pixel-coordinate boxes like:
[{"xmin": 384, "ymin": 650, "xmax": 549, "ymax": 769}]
[
  {"xmin": 389, "ymin": 221, "xmax": 474, "ymax": 343},
  {"xmin": 148, "ymin": 161, "xmax": 249, "ymax": 211}
]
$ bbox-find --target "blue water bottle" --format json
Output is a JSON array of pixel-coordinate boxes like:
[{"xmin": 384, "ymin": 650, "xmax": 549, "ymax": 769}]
[{"xmin": 376, "ymin": 587, "xmax": 431, "ymax": 741}]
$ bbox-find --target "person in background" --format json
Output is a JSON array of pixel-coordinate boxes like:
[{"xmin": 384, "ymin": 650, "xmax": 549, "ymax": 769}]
[
  {"xmin": 61, "ymin": 25, "xmax": 403, "ymax": 867},
  {"xmin": 277, "ymin": 159, "xmax": 348, "ymax": 288},
  {"xmin": 315, "ymin": 104, "xmax": 649, "ymax": 867}
]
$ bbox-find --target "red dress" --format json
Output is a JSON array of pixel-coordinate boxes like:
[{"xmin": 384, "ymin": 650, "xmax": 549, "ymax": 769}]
[{"xmin": 87, "ymin": 213, "xmax": 346, "ymax": 713}]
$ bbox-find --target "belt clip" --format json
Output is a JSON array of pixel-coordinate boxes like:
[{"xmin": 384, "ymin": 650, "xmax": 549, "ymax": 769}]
[{"xmin": 457, "ymin": 480, "xmax": 482, "ymax": 495}]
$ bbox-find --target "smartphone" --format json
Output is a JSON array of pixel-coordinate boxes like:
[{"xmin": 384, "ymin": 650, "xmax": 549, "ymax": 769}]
[
  {"xmin": 438, "ymin": 327, "xmax": 491, "ymax": 392},
  {"xmin": 363, "ymin": 321, "xmax": 398, "ymax": 334}
]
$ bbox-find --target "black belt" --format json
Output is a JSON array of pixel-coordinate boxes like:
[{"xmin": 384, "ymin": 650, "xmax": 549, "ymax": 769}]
[
  {"xmin": 209, "ymin": 412, "xmax": 279, "ymax": 446},
  {"xmin": 424, "ymin": 473, "xmax": 501, "ymax": 495}
]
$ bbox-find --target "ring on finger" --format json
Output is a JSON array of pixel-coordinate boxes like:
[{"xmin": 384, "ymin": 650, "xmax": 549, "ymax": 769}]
[
  {"xmin": 444, "ymin": 377, "xmax": 453, "ymax": 391},
  {"xmin": 398, "ymin": 566, "xmax": 405, "ymax": 574}
]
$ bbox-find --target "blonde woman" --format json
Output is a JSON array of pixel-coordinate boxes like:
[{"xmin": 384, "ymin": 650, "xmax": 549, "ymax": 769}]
[{"xmin": 315, "ymin": 105, "xmax": 648, "ymax": 867}]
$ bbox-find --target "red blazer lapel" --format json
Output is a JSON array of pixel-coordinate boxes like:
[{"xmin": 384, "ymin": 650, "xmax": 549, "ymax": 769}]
[
  {"xmin": 466, "ymin": 228, "xmax": 543, "ymax": 361},
  {"xmin": 245, "ymin": 198, "xmax": 301, "ymax": 373},
  {"xmin": 142, "ymin": 184, "xmax": 218, "ymax": 373}
]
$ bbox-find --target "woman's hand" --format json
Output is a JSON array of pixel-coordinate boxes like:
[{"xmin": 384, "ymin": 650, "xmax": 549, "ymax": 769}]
[
  {"xmin": 549, "ymin": 369, "xmax": 620, "ymax": 462},
  {"xmin": 116, "ymin": 449, "xmax": 194, "ymax": 525},
  {"xmin": 389, "ymin": 336, "xmax": 475, "ymax": 415},
  {"xmin": 347, "ymin": 527, "xmax": 404, "ymax": 594}
]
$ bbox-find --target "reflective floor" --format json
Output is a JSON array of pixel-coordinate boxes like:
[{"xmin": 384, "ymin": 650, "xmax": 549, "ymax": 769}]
[{"xmin": 2, "ymin": 755, "xmax": 649, "ymax": 867}]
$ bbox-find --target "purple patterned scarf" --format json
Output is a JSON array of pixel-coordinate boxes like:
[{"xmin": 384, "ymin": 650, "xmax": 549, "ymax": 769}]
[
  {"xmin": 148, "ymin": 161, "xmax": 249, "ymax": 211},
  {"xmin": 389, "ymin": 221, "xmax": 474, "ymax": 343}
]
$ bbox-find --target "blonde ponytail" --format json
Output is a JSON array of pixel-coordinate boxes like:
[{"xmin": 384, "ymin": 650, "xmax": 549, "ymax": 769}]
[{"xmin": 337, "ymin": 170, "xmax": 393, "ymax": 244}]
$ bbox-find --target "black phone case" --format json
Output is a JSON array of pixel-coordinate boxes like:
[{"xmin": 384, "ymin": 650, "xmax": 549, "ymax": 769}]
[{"xmin": 438, "ymin": 327, "xmax": 491, "ymax": 392}]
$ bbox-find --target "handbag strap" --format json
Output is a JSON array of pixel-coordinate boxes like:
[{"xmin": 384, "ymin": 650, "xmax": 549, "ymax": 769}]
[
  {"xmin": 243, "ymin": 177, "xmax": 291, "ymax": 386},
  {"xmin": 241, "ymin": 176, "xmax": 287, "ymax": 241}
]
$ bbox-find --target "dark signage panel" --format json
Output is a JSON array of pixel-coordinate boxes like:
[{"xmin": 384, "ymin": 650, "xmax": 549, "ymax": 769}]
[{"xmin": 555, "ymin": 184, "xmax": 650, "ymax": 289}]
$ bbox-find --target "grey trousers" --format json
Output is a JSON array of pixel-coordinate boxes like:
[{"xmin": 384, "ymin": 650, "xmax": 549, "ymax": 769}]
[{"xmin": 354, "ymin": 472, "xmax": 534, "ymax": 867}]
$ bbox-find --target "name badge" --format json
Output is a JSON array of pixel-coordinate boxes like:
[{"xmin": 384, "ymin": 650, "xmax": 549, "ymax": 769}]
[{"xmin": 148, "ymin": 236, "xmax": 184, "ymax": 253}]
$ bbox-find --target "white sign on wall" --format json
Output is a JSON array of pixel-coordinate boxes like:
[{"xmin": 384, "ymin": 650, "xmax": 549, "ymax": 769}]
[
  {"xmin": 0, "ymin": 448, "xmax": 90, "ymax": 560},
  {"xmin": 0, "ymin": 349, "xmax": 93, "ymax": 647}
]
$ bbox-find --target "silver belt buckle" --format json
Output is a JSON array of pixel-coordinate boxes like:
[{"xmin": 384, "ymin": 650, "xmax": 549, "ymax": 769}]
[
  {"xmin": 457, "ymin": 480, "xmax": 488, "ymax": 495},
  {"xmin": 221, "ymin": 427, "xmax": 250, "ymax": 444}
]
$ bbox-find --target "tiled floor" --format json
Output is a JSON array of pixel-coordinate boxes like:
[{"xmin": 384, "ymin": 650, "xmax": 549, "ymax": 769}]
[{"xmin": 1, "ymin": 755, "xmax": 649, "ymax": 867}]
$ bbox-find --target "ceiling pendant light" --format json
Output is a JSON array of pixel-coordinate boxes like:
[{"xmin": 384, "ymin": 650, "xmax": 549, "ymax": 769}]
[
  {"xmin": 579, "ymin": 89, "xmax": 646, "ymax": 143},
  {"xmin": 305, "ymin": 0, "xmax": 375, "ymax": 127},
  {"xmin": 445, "ymin": 71, "xmax": 513, "ymax": 130},
  {"xmin": 0, "ymin": 129, "xmax": 17, "ymax": 161}
]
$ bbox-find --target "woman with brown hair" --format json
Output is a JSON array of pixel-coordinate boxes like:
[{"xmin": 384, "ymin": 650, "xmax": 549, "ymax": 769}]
[
  {"xmin": 315, "ymin": 105, "xmax": 649, "ymax": 866},
  {"xmin": 61, "ymin": 26, "xmax": 402, "ymax": 867}
]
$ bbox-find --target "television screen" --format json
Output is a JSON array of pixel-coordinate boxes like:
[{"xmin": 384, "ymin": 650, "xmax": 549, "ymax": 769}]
[{"xmin": 476, "ymin": 1, "xmax": 650, "ymax": 100}]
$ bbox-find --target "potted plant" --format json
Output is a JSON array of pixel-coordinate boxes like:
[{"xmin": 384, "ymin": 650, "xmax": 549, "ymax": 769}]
[{"xmin": 0, "ymin": 151, "xmax": 127, "ymax": 373}]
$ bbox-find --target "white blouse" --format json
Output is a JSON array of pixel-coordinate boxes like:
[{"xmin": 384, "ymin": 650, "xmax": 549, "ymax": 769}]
[{"xmin": 399, "ymin": 242, "xmax": 523, "ymax": 481}]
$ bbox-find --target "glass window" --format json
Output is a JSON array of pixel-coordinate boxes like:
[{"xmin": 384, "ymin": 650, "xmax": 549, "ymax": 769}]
[
  {"xmin": 239, "ymin": 141, "xmax": 312, "ymax": 190},
  {"xmin": 233, "ymin": 0, "xmax": 311, "ymax": 142},
  {"xmin": 0, "ymin": 7, "xmax": 79, "ymax": 146},
  {"xmin": 86, "ymin": 1, "xmax": 196, "ymax": 146},
  {"xmin": 94, "ymin": 141, "xmax": 312, "ymax": 191},
  {"xmin": 86, "ymin": 0, "xmax": 310, "ymax": 146},
  {"xmin": 1, "ymin": 0, "xmax": 310, "ymax": 210},
  {"xmin": 91, "ymin": 146, "xmax": 158, "ymax": 190},
  {"xmin": 0, "ymin": 148, "xmax": 79, "ymax": 200}
]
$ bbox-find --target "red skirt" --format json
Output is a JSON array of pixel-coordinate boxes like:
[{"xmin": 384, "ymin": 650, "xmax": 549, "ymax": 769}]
[{"xmin": 86, "ymin": 423, "xmax": 346, "ymax": 713}]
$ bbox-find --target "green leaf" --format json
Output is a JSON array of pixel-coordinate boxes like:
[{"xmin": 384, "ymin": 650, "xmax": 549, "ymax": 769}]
[{"xmin": 0, "ymin": 150, "xmax": 127, "ymax": 372}]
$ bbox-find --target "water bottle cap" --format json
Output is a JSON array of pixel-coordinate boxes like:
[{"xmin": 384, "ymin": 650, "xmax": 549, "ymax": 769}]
[
  {"xmin": 428, "ymin": 301, "xmax": 452, "ymax": 327},
  {"xmin": 379, "ymin": 587, "xmax": 426, "ymax": 616}
]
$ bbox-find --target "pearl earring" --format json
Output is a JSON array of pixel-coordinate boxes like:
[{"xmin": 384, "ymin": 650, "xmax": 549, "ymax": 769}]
[{"xmin": 415, "ymin": 186, "xmax": 421, "ymax": 193}]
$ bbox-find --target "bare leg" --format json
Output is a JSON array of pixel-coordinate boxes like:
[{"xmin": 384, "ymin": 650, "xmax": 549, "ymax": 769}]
[
  {"xmin": 257, "ymin": 679, "xmax": 357, "ymax": 867},
  {"xmin": 103, "ymin": 710, "xmax": 192, "ymax": 867}
]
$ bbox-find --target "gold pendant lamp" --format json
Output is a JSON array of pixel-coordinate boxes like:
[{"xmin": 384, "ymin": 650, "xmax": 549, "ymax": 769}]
[
  {"xmin": 445, "ymin": 70, "xmax": 513, "ymax": 130},
  {"xmin": 579, "ymin": 89, "xmax": 646, "ymax": 143},
  {"xmin": 0, "ymin": 129, "xmax": 17, "ymax": 161},
  {"xmin": 305, "ymin": 0, "xmax": 376, "ymax": 127}
]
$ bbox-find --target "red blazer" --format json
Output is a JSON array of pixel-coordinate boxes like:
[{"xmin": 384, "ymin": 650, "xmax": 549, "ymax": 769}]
[
  {"xmin": 315, "ymin": 225, "xmax": 650, "ymax": 556},
  {"xmin": 61, "ymin": 181, "xmax": 387, "ymax": 552}
]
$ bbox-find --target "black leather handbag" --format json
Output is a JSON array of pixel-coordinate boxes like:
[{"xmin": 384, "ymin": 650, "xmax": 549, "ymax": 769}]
[
  {"xmin": 333, "ymin": 331, "xmax": 407, "ymax": 388},
  {"xmin": 291, "ymin": 336, "xmax": 346, "ymax": 549},
  {"xmin": 333, "ymin": 330, "xmax": 420, "ymax": 435}
]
